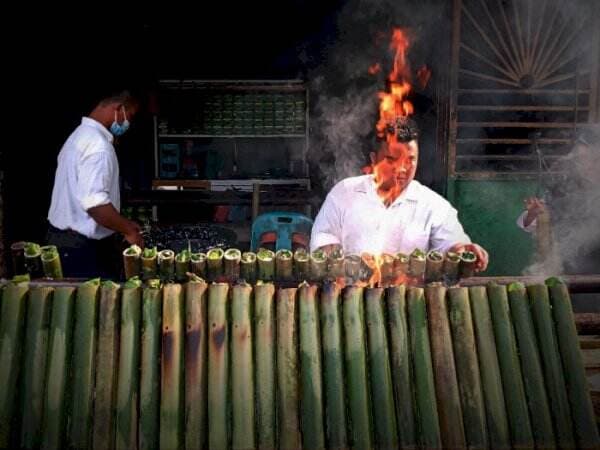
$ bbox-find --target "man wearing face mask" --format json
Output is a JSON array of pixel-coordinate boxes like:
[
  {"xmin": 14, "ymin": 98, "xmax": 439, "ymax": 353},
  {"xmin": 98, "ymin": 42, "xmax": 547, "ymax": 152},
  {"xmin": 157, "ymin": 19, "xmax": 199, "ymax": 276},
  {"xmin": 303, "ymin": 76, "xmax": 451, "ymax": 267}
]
[
  {"xmin": 46, "ymin": 89, "xmax": 144, "ymax": 278},
  {"xmin": 310, "ymin": 118, "xmax": 489, "ymax": 271}
]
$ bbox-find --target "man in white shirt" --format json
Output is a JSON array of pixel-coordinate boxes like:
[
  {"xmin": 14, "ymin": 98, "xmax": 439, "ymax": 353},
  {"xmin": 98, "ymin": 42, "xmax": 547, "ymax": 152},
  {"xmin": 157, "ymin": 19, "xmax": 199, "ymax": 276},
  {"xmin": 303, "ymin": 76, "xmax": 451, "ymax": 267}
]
[
  {"xmin": 47, "ymin": 89, "xmax": 144, "ymax": 278},
  {"xmin": 311, "ymin": 118, "xmax": 488, "ymax": 271}
]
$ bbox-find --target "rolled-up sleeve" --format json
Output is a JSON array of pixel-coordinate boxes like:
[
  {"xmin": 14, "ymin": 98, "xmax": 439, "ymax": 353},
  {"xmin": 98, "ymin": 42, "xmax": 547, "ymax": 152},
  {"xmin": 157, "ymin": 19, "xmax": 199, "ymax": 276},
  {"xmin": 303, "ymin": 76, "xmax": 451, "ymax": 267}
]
[
  {"xmin": 516, "ymin": 210, "xmax": 537, "ymax": 233},
  {"xmin": 76, "ymin": 151, "xmax": 113, "ymax": 211},
  {"xmin": 429, "ymin": 206, "xmax": 471, "ymax": 253},
  {"xmin": 310, "ymin": 191, "xmax": 343, "ymax": 251}
]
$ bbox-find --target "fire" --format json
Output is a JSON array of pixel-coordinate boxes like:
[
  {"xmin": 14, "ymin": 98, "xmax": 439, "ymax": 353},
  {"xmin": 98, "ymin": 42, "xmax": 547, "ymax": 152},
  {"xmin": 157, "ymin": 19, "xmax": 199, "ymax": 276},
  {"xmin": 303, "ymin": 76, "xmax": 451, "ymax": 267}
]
[{"xmin": 375, "ymin": 28, "xmax": 415, "ymax": 142}]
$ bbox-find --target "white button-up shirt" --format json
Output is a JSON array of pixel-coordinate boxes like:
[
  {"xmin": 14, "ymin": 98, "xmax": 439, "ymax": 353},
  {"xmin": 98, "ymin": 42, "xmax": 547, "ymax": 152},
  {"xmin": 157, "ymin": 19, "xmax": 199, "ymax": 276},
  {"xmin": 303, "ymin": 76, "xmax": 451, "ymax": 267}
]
[
  {"xmin": 48, "ymin": 117, "xmax": 120, "ymax": 239},
  {"xmin": 310, "ymin": 175, "xmax": 471, "ymax": 255}
]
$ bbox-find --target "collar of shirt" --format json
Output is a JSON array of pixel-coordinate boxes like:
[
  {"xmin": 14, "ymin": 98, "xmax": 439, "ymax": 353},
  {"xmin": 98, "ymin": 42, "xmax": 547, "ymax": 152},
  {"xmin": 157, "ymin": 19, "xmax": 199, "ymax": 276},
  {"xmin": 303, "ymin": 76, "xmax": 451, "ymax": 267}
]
[
  {"xmin": 353, "ymin": 175, "xmax": 420, "ymax": 207},
  {"xmin": 81, "ymin": 117, "xmax": 114, "ymax": 144}
]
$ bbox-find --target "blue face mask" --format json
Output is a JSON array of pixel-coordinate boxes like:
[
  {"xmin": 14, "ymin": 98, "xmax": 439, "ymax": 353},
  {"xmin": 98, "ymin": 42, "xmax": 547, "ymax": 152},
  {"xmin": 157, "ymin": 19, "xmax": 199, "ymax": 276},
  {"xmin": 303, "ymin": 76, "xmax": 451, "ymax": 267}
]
[{"xmin": 110, "ymin": 107, "xmax": 130, "ymax": 136}]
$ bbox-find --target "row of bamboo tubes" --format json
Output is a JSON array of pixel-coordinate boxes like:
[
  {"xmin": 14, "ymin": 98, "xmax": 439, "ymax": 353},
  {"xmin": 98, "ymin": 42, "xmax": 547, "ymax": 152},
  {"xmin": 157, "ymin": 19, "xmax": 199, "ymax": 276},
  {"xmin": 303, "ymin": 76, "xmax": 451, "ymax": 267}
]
[{"xmin": 0, "ymin": 277, "xmax": 597, "ymax": 449}]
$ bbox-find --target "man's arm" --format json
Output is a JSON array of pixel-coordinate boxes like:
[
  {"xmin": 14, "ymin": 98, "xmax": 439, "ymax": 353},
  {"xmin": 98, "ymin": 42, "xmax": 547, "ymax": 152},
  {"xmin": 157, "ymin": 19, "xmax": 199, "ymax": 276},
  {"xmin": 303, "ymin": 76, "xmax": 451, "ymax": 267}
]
[{"xmin": 87, "ymin": 204, "xmax": 143, "ymax": 247}]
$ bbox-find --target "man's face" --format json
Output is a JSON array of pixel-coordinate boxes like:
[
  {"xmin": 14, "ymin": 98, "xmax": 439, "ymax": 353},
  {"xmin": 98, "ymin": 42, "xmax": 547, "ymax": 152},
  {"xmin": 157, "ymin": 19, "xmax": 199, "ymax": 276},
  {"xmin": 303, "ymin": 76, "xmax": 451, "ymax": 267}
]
[{"xmin": 370, "ymin": 139, "xmax": 419, "ymax": 193}]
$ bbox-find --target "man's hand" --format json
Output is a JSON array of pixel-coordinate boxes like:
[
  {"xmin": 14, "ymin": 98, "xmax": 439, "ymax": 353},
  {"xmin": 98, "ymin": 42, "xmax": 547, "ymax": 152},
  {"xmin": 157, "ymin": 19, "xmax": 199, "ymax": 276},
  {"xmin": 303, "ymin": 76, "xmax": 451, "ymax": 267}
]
[
  {"xmin": 123, "ymin": 220, "xmax": 144, "ymax": 247},
  {"xmin": 449, "ymin": 242, "xmax": 489, "ymax": 272},
  {"xmin": 88, "ymin": 204, "xmax": 144, "ymax": 247},
  {"xmin": 523, "ymin": 197, "xmax": 546, "ymax": 227}
]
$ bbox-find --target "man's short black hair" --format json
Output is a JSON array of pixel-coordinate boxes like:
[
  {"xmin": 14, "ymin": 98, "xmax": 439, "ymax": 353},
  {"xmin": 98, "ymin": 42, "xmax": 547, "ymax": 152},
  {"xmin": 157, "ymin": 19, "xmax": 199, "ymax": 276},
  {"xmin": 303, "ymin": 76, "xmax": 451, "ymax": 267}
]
[
  {"xmin": 393, "ymin": 117, "xmax": 420, "ymax": 142},
  {"xmin": 98, "ymin": 89, "xmax": 138, "ymax": 108}
]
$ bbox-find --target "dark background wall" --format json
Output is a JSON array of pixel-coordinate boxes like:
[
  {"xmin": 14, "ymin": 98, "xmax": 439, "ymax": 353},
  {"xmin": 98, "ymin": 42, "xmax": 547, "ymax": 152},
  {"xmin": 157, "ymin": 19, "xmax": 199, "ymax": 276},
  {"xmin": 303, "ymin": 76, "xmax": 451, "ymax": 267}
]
[{"xmin": 3, "ymin": 1, "xmax": 451, "ymax": 258}]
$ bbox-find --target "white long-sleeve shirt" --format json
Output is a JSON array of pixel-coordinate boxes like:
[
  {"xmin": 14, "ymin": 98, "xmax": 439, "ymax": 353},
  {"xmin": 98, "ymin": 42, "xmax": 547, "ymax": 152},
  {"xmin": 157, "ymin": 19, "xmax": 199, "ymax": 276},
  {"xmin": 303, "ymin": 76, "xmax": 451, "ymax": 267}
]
[
  {"xmin": 310, "ymin": 175, "xmax": 471, "ymax": 255},
  {"xmin": 48, "ymin": 117, "xmax": 120, "ymax": 239},
  {"xmin": 516, "ymin": 211, "xmax": 537, "ymax": 233}
]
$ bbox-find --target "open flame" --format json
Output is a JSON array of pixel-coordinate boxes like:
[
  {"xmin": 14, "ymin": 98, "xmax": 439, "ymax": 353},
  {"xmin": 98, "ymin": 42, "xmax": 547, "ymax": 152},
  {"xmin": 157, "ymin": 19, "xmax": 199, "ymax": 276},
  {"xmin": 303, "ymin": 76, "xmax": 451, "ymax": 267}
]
[{"xmin": 374, "ymin": 28, "xmax": 416, "ymax": 142}]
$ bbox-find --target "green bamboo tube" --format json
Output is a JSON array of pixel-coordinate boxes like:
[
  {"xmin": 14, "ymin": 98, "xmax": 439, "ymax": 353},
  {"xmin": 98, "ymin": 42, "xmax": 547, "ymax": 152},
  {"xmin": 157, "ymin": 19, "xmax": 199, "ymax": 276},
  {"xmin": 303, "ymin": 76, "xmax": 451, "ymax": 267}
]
[
  {"xmin": 385, "ymin": 285, "xmax": 416, "ymax": 448},
  {"xmin": 224, "ymin": 248, "xmax": 241, "ymax": 282},
  {"xmin": 459, "ymin": 250, "xmax": 478, "ymax": 278},
  {"xmin": 447, "ymin": 287, "xmax": 487, "ymax": 449},
  {"xmin": 408, "ymin": 248, "xmax": 426, "ymax": 278},
  {"xmin": 380, "ymin": 253, "xmax": 396, "ymax": 286},
  {"xmin": 425, "ymin": 250, "xmax": 444, "ymax": 283},
  {"xmin": 140, "ymin": 280, "xmax": 162, "ymax": 450},
  {"xmin": 299, "ymin": 282, "xmax": 325, "ymax": 450},
  {"xmin": 487, "ymin": 283, "xmax": 534, "ymax": 449},
  {"xmin": 310, "ymin": 249, "xmax": 327, "ymax": 281},
  {"xmin": 364, "ymin": 287, "xmax": 398, "ymax": 449},
  {"xmin": 185, "ymin": 276, "xmax": 208, "ymax": 450},
  {"xmin": 42, "ymin": 287, "xmax": 76, "ymax": 450},
  {"xmin": 468, "ymin": 286, "xmax": 510, "ymax": 450},
  {"xmin": 116, "ymin": 278, "xmax": 142, "ymax": 450},
  {"xmin": 20, "ymin": 286, "xmax": 52, "ymax": 450},
  {"xmin": 344, "ymin": 254, "xmax": 361, "ymax": 284},
  {"xmin": 257, "ymin": 248, "xmax": 275, "ymax": 281},
  {"xmin": 240, "ymin": 251, "xmax": 257, "ymax": 283},
  {"xmin": 319, "ymin": 282, "xmax": 348, "ymax": 450},
  {"xmin": 141, "ymin": 247, "xmax": 158, "ymax": 281},
  {"xmin": 443, "ymin": 251, "xmax": 460, "ymax": 284},
  {"xmin": 293, "ymin": 248, "xmax": 309, "ymax": 281},
  {"xmin": 41, "ymin": 245, "xmax": 64, "ymax": 279},
  {"xmin": 231, "ymin": 282, "xmax": 255, "ymax": 450},
  {"xmin": 254, "ymin": 282, "xmax": 276, "ymax": 449},
  {"xmin": 175, "ymin": 249, "xmax": 191, "ymax": 282},
  {"xmin": 407, "ymin": 287, "xmax": 441, "ymax": 449},
  {"xmin": 275, "ymin": 249, "xmax": 293, "ymax": 281},
  {"xmin": 160, "ymin": 283, "xmax": 184, "ymax": 450},
  {"xmin": 342, "ymin": 286, "xmax": 373, "ymax": 450},
  {"xmin": 122, "ymin": 244, "xmax": 141, "ymax": 280},
  {"xmin": 69, "ymin": 278, "xmax": 101, "ymax": 450},
  {"xmin": 328, "ymin": 248, "xmax": 345, "ymax": 278},
  {"xmin": 206, "ymin": 248, "xmax": 224, "ymax": 282},
  {"xmin": 158, "ymin": 249, "xmax": 175, "ymax": 281},
  {"xmin": 547, "ymin": 277, "xmax": 600, "ymax": 449},
  {"xmin": 277, "ymin": 287, "xmax": 302, "ymax": 450},
  {"xmin": 208, "ymin": 283, "xmax": 230, "ymax": 450},
  {"xmin": 92, "ymin": 280, "xmax": 120, "ymax": 450},
  {"xmin": 24, "ymin": 242, "xmax": 43, "ymax": 278},
  {"xmin": 506, "ymin": 282, "xmax": 555, "ymax": 449},
  {"xmin": 425, "ymin": 285, "xmax": 466, "ymax": 449},
  {"xmin": 527, "ymin": 283, "xmax": 575, "ymax": 448},
  {"xmin": 394, "ymin": 252, "xmax": 409, "ymax": 279},
  {"xmin": 190, "ymin": 252, "xmax": 207, "ymax": 278}
]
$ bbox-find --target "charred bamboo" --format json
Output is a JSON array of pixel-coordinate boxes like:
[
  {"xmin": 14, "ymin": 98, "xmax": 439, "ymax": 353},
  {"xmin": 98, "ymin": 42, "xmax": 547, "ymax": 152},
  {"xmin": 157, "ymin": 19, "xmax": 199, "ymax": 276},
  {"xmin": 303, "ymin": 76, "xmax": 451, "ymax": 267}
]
[
  {"xmin": 175, "ymin": 249, "xmax": 191, "ymax": 282},
  {"xmin": 425, "ymin": 250, "xmax": 444, "ymax": 283},
  {"xmin": 41, "ymin": 245, "xmax": 64, "ymax": 280},
  {"xmin": 257, "ymin": 248, "xmax": 275, "ymax": 281},
  {"xmin": 206, "ymin": 248, "xmax": 224, "ymax": 281},
  {"xmin": 158, "ymin": 249, "xmax": 175, "ymax": 281},
  {"xmin": 190, "ymin": 252, "xmax": 207, "ymax": 278},
  {"xmin": 24, "ymin": 242, "xmax": 43, "ymax": 278},
  {"xmin": 459, "ymin": 251, "xmax": 478, "ymax": 278},
  {"xmin": 328, "ymin": 248, "xmax": 345, "ymax": 279},
  {"xmin": 293, "ymin": 248, "xmax": 309, "ymax": 281},
  {"xmin": 408, "ymin": 248, "xmax": 426, "ymax": 279},
  {"xmin": 141, "ymin": 247, "xmax": 158, "ymax": 281},
  {"xmin": 240, "ymin": 251, "xmax": 257, "ymax": 283},
  {"xmin": 443, "ymin": 251, "xmax": 461, "ymax": 285},
  {"xmin": 224, "ymin": 248, "xmax": 241, "ymax": 282},
  {"xmin": 310, "ymin": 249, "xmax": 327, "ymax": 281},
  {"xmin": 275, "ymin": 249, "xmax": 293, "ymax": 281},
  {"xmin": 123, "ymin": 245, "xmax": 141, "ymax": 280}
]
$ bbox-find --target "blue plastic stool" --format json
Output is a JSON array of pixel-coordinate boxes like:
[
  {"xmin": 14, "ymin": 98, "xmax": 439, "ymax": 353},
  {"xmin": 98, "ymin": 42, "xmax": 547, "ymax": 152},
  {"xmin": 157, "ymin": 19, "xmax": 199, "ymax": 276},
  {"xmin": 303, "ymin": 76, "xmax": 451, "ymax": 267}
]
[{"xmin": 250, "ymin": 212, "xmax": 313, "ymax": 251}]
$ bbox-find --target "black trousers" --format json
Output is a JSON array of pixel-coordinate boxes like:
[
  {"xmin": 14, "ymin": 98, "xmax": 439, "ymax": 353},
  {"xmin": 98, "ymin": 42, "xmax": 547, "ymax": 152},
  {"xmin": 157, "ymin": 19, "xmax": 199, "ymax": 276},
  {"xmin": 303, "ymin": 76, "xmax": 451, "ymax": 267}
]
[{"xmin": 46, "ymin": 224, "xmax": 121, "ymax": 279}]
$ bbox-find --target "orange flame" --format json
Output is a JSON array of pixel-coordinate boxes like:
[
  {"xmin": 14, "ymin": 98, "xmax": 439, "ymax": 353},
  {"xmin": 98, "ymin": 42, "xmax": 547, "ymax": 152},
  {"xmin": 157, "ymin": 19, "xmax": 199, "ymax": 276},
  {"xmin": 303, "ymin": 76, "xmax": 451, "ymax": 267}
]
[{"xmin": 375, "ymin": 28, "xmax": 415, "ymax": 142}]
